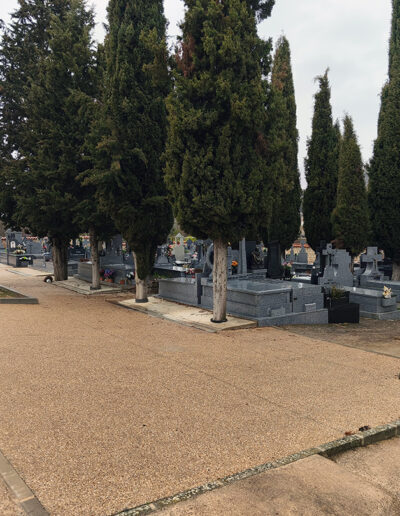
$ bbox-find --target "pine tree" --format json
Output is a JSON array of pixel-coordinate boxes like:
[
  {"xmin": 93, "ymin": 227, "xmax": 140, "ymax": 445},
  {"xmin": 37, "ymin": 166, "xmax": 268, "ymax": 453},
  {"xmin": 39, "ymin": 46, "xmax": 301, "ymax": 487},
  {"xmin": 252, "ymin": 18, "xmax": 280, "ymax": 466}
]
[
  {"xmin": 91, "ymin": 0, "xmax": 173, "ymax": 302},
  {"xmin": 303, "ymin": 70, "xmax": 339, "ymax": 251},
  {"xmin": 165, "ymin": 0, "xmax": 274, "ymax": 322},
  {"xmin": 369, "ymin": 0, "xmax": 400, "ymax": 280},
  {"xmin": 265, "ymin": 36, "xmax": 301, "ymax": 252},
  {"xmin": 15, "ymin": 0, "xmax": 97, "ymax": 280},
  {"xmin": 332, "ymin": 115, "xmax": 370, "ymax": 257}
]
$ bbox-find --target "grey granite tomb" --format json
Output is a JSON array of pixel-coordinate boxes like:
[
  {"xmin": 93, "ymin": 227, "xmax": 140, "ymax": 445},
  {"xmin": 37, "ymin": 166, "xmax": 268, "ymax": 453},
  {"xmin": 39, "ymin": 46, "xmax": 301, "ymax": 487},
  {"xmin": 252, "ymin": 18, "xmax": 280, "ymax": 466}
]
[{"xmin": 342, "ymin": 286, "xmax": 400, "ymax": 320}]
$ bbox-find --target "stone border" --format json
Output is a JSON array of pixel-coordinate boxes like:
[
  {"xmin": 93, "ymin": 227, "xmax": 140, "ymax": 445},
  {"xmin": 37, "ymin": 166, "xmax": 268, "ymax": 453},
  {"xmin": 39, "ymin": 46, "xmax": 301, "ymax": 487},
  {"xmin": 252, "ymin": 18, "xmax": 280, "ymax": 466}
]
[
  {"xmin": 0, "ymin": 449, "xmax": 48, "ymax": 515},
  {"xmin": 0, "ymin": 284, "xmax": 38, "ymax": 305},
  {"xmin": 112, "ymin": 419, "xmax": 400, "ymax": 516}
]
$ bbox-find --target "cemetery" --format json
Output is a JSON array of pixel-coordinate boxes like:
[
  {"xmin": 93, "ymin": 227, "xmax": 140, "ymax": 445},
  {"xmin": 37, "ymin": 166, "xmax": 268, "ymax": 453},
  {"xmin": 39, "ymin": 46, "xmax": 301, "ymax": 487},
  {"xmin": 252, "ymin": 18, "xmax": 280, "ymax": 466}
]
[
  {"xmin": 2, "ymin": 1, "xmax": 400, "ymax": 515},
  {"xmin": 156, "ymin": 237, "xmax": 400, "ymax": 326}
]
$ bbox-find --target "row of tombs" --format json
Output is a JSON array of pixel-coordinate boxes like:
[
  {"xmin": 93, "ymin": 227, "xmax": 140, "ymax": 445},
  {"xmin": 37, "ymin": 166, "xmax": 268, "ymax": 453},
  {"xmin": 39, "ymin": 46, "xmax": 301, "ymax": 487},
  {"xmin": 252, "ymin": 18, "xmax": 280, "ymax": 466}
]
[
  {"xmin": 3, "ymin": 230, "xmax": 400, "ymax": 326},
  {"xmin": 156, "ymin": 239, "xmax": 400, "ymax": 326}
]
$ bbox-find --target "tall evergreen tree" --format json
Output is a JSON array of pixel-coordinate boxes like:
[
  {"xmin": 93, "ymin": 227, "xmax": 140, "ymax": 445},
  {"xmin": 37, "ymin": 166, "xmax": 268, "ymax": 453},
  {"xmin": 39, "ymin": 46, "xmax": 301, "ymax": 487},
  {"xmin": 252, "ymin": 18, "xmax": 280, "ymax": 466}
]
[
  {"xmin": 265, "ymin": 36, "xmax": 301, "ymax": 252},
  {"xmin": 165, "ymin": 0, "xmax": 274, "ymax": 322},
  {"xmin": 332, "ymin": 115, "xmax": 370, "ymax": 257},
  {"xmin": 14, "ymin": 0, "xmax": 97, "ymax": 280},
  {"xmin": 0, "ymin": 0, "xmax": 67, "ymax": 229},
  {"xmin": 369, "ymin": 0, "xmax": 400, "ymax": 279},
  {"xmin": 92, "ymin": 0, "xmax": 173, "ymax": 303},
  {"xmin": 77, "ymin": 45, "xmax": 116, "ymax": 290},
  {"xmin": 303, "ymin": 70, "xmax": 339, "ymax": 251}
]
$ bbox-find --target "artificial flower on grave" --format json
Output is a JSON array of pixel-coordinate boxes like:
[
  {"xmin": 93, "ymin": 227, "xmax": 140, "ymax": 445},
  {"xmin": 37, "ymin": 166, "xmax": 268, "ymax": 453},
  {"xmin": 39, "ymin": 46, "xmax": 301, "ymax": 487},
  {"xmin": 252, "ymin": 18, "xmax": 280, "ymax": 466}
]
[
  {"xmin": 231, "ymin": 260, "xmax": 239, "ymax": 273},
  {"xmin": 103, "ymin": 268, "xmax": 115, "ymax": 280},
  {"xmin": 383, "ymin": 286, "xmax": 392, "ymax": 299}
]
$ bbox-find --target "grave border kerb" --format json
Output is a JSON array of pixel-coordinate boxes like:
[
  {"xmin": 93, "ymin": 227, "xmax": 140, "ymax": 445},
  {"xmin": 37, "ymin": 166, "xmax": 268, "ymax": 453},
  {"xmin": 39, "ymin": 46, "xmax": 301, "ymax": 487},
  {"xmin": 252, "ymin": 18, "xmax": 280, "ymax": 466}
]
[
  {"xmin": 111, "ymin": 419, "xmax": 400, "ymax": 516},
  {"xmin": 0, "ymin": 284, "xmax": 38, "ymax": 304}
]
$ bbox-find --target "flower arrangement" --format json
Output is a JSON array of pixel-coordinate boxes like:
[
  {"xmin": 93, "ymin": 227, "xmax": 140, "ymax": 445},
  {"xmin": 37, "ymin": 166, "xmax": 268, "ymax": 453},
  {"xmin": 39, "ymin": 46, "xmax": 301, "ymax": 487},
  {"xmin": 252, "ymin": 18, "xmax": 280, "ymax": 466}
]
[
  {"xmin": 14, "ymin": 245, "xmax": 26, "ymax": 255},
  {"xmin": 383, "ymin": 286, "xmax": 392, "ymax": 299},
  {"xmin": 231, "ymin": 260, "xmax": 238, "ymax": 274},
  {"xmin": 103, "ymin": 269, "xmax": 115, "ymax": 280}
]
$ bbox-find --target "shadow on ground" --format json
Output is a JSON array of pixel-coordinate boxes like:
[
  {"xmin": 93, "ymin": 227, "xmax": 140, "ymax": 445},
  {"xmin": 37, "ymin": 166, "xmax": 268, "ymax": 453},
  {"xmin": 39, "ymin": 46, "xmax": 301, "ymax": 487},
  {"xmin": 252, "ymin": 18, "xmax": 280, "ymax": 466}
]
[{"xmin": 281, "ymin": 318, "xmax": 400, "ymax": 359}]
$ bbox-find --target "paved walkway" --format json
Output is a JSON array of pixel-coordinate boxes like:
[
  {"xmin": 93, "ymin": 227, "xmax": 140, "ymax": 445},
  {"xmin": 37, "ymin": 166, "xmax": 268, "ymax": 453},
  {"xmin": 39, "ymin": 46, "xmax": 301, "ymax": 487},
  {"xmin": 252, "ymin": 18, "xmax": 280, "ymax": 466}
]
[
  {"xmin": 0, "ymin": 265, "xmax": 399, "ymax": 515},
  {"xmin": 160, "ymin": 438, "xmax": 400, "ymax": 515}
]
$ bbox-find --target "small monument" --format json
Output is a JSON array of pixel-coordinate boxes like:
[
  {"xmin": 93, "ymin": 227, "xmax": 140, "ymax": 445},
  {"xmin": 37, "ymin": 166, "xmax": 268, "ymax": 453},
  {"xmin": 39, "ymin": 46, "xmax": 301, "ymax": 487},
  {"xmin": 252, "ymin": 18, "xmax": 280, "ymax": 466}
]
[{"xmin": 319, "ymin": 244, "xmax": 354, "ymax": 287}]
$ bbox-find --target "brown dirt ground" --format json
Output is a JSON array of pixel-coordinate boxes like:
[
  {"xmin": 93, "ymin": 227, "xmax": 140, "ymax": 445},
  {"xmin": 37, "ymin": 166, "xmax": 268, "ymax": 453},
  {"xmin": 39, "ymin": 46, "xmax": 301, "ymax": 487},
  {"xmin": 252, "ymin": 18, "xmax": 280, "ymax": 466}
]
[
  {"xmin": 0, "ymin": 265, "xmax": 399, "ymax": 515},
  {"xmin": 281, "ymin": 318, "xmax": 400, "ymax": 358}
]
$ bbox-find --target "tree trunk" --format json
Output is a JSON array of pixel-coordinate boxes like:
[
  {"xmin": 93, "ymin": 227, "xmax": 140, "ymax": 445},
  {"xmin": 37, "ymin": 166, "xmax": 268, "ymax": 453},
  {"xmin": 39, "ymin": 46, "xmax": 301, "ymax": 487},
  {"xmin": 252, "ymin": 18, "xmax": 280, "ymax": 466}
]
[
  {"xmin": 392, "ymin": 262, "xmax": 400, "ymax": 281},
  {"xmin": 89, "ymin": 227, "xmax": 100, "ymax": 290},
  {"xmin": 212, "ymin": 238, "xmax": 228, "ymax": 323},
  {"xmin": 133, "ymin": 251, "xmax": 148, "ymax": 303},
  {"xmin": 52, "ymin": 240, "xmax": 68, "ymax": 281}
]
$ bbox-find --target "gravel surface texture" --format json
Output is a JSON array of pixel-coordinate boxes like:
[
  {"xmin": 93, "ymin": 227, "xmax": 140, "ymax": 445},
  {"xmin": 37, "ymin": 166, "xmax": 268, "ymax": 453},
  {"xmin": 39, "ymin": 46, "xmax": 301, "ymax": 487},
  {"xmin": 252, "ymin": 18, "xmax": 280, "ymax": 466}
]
[
  {"xmin": 0, "ymin": 479, "xmax": 20, "ymax": 515},
  {"xmin": 0, "ymin": 265, "xmax": 399, "ymax": 515}
]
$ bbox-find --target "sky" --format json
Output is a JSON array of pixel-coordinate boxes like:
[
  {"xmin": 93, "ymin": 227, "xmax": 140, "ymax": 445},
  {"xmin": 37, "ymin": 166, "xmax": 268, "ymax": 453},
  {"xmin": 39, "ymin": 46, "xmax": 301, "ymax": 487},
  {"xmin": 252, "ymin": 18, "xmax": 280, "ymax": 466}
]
[{"xmin": 0, "ymin": 0, "xmax": 393, "ymax": 187}]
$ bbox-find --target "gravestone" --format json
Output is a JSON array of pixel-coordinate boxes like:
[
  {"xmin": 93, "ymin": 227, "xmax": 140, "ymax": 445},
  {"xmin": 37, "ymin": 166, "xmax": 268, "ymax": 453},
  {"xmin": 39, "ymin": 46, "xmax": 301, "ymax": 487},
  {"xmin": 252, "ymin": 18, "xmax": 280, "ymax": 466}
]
[
  {"xmin": 173, "ymin": 243, "xmax": 185, "ymax": 262},
  {"xmin": 342, "ymin": 286, "xmax": 400, "ymax": 320},
  {"xmin": 288, "ymin": 247, "xmax": 296, "ymax": 262},
  {"xmin": 249, "ymin": 244, "xmax": 265, "ymax": 270},
  {"xmin": 176, "ymin": 233, "xmax": 185, "ymax": 246},
  {"xmin": 311, "ymin": 241, "xmax": 327, "ymax": 284},
  {"xmin": 359, "ymin": 247, "xmax": 385, "ymax": 286},
  {"xmin": 319, "ymin": 244, "xmax": 354, "ymax": 287},
  {"xmin": 25, "ymin": 240, "xmax": 43, "ymax": 256},
  {"xmin": 267, "ymin": 241, "xmax": 281, "ymax": 279},
  {"xmin": 6, "ymin": 230, "xmax": 25, "ymax": 252},
  {"xmin": 156, "ymin": 245, "xmax": 170, "ymax": 265},
  {"xmin": 238, "ymin": 238, "xmax": 248, "ymax": 275},
  {"xmin": 100, "ymin": 235, "xmax": 124, "ymax": 266}
]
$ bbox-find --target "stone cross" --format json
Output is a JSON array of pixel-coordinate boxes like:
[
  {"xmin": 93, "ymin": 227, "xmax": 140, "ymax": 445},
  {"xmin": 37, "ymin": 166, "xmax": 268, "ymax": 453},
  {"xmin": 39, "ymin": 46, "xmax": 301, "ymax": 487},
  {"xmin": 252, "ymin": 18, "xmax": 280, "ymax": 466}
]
[
  {"xmin": 320, "ymin": 245, "xmax": 353, "ymax": 287},
  {"xmin": 360, "ymin": 247, "xmax": 384, "ymax": 282}
]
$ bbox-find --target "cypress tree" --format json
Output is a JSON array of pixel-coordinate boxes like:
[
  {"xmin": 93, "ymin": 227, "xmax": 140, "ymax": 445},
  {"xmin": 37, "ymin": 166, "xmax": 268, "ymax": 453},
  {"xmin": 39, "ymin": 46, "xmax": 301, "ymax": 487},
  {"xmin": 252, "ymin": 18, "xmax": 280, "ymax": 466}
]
[
  {"xmin": 0, "ymin": 0, "xmax": 67, "ymax": 229},
  {"xmin": 92, "ymin": 0, "xmax": 173, "ymax": 302},
  {"xmin": 265, "ymin": 36, "xmax": 301, "ymax": 252},
  {"xmin": 369, "ymin": 0, "xmax": 400, "ymax": 279},
  {"xmin": 332, "ymin": 115, "xmax": 370, "ymax": 257},
  {"xmin": 15, "ymin": 0, "xmax": 97, "ymax": 280},
  {"xmin": 77, "ymin": 45, "xmax": 117, "ymax": 290},
  {"xmin": 303, "ymin": 70, "xmax": 339, "ymax": 251},
  {"xmin": 165, "ymin": 0, "xmax": 274, "ymax": 322}
]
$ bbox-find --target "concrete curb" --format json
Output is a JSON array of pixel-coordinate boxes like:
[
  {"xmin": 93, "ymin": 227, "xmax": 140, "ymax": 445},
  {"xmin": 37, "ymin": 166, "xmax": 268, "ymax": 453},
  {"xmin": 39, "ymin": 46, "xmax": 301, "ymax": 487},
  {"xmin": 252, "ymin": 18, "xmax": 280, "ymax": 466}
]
[
  {"xmin": 0, "ymin": 284, "xmax": 38, "ymax": 304},
  {"xmin": 0, "ymin": 449, "xmax": 48, "ymax": 515},
  {"xmin": 112, "ymin": 419, "xmax": 400, "ymax": 516}
]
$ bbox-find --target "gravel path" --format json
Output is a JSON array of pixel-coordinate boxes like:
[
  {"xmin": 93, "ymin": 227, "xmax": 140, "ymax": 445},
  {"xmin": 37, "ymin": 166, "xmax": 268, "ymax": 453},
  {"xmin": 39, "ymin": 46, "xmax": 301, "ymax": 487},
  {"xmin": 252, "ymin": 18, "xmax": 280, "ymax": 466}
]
[{"xmin": 0, "ymin": 265, "xmax": 399, "ymax": 515}]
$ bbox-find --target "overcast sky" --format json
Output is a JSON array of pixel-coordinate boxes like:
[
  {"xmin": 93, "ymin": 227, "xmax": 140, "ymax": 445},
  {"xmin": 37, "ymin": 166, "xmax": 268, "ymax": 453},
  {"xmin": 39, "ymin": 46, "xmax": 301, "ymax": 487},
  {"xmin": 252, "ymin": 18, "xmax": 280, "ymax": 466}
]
[{"xmin": 0, "ymin": 0, "xmax": 393, "ymax": 187}]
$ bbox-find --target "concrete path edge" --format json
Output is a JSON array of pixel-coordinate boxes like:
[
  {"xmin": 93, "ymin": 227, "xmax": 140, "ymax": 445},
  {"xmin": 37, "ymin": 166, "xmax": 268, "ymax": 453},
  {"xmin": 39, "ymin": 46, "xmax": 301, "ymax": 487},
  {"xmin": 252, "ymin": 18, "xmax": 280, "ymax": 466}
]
[
  {"xmin": 112, "ymin": 419, "xmax": 400, "ymax": 516},
  {"xmin": 0, "ymin": 284, "xmax": 39, "ymax": 304},
  {"xmin": 0, "ymin": 448, "xmax": 48, "ymax": 515}
]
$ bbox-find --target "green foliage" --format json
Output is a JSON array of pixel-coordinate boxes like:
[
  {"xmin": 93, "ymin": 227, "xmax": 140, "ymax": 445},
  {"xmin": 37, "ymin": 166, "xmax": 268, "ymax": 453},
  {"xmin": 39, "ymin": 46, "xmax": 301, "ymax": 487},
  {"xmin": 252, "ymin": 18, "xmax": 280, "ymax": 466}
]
[
  {"xmin": 332, "ymin": 116, "xmax": 370, "ymax": 256},
  {"xmin": 165, "ymin": 0, "xmax": 274, "ymax": 245},
  {"xmin": 303, "ymin": 70, "xmax": 340, "ymax": 251},
  {"xmin": 77, "ymin": 44, "xmax": 116, "ymax": 242},
  {"xmin": 0, "ymin": 0, "xmax": 68, "ymax": 229},
  {"xmin": 13, "ymin": 0, "xmax": 96, "ymax": 247},
  {"xmin": 369, "ymin": 0, "xmax": 400, "ymax": 264},
  {"xmin": 92, "ymin": 0, "xmax": 173, "ymax": 279},
  {"xmin": 265, "ymin": 36, "xmax": 301, "ymax": 250}
]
